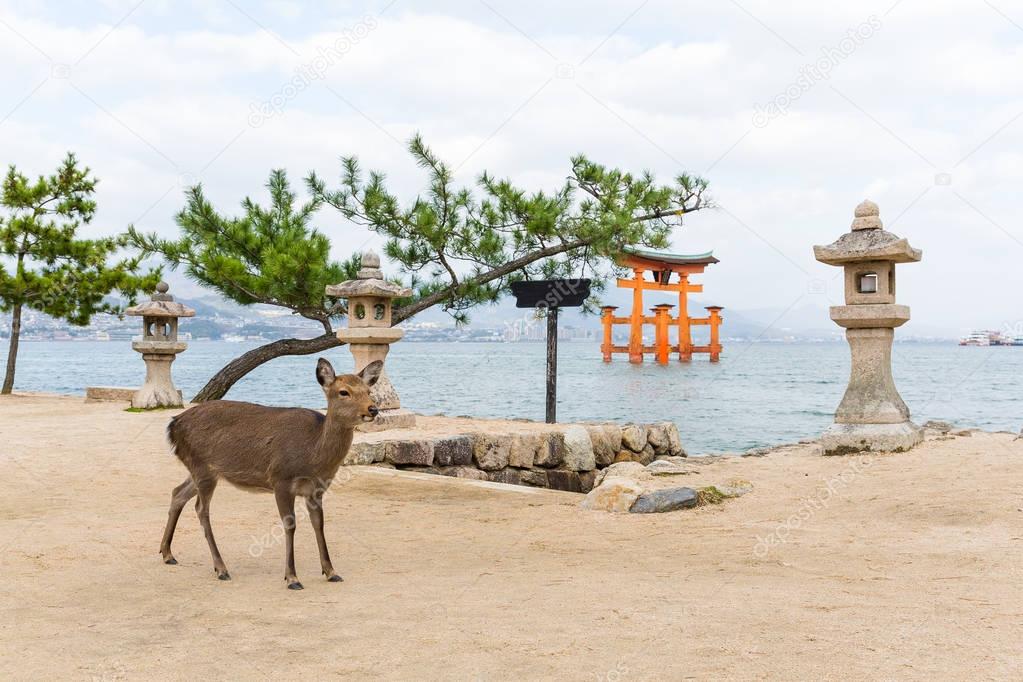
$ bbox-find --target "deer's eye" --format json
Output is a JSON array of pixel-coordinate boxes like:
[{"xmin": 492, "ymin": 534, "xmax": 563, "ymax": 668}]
[{"xmin": 338, "ymin": 390, "xmax": 350, "ymax": 397}]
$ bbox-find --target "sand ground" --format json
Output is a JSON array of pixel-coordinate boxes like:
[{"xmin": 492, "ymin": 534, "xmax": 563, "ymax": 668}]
[{"xmin": 0, "ymin": 394, "xmax": 1020, "ymax": 680}]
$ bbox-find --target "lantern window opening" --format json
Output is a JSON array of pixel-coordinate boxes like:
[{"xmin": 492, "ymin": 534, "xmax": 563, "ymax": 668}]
[{"xmin": 858, "ymin": 272, "xmax": 879, "ymax": 294}]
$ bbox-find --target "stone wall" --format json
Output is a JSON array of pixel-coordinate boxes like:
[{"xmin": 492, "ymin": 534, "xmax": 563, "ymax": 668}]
[{"xmin": 345, "ymin": 420, "xmax": 685, "ymax": 494}]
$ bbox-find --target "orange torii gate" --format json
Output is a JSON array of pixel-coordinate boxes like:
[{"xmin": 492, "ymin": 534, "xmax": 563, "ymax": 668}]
[{"xmin": 600, "ymin": 248, "xmax": 723, "ymax": 364}]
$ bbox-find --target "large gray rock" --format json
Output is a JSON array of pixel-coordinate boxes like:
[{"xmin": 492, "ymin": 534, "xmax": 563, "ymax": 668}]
[
  {"xmin": 508, "ymin": 433, "xmax": 542, "ymax": 468},
  {"xmin": 580, "ymin": 476, "xmax": 644, "ymax": 512},
  {"xmin": 621, "ymin": 424, "xmax": 648, "ymax": 452},
  {"xmin": 561, "ymin": 426, "xmax": 595, "ymax": 472},
  {"xmin": 586, "ymin": 426, "xmax": 616, "ymax": 468},
  {"xmin": 385, "ymin": 440, "xmax": 434, "ymax": 466},
  {"xmin": 433, "ymin": 436, "xmax": 474, "ymax": 466},
  {"xmin": 473, "ymin": 433, "xmax": 511, "ymax": 470},
  {"xmin": 630, "ymin": 487, "xmax": 698, "ymax": 513},
  {"xmin": 344, "ymin": 441, "xmax": 386, "ymax": 465},
  {"xmin": 535, "ymin": 432, "xmax": 564, "ymax": 468}
]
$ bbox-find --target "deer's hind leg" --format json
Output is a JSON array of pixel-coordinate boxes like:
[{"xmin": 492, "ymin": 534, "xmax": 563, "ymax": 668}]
[
  {"xmin": 194, "ymin": 474, "xmax": 230, "ymax": 581},
  {"xmin": 160, "ymin": 476, "xmax": 196, "ymax": 564}
]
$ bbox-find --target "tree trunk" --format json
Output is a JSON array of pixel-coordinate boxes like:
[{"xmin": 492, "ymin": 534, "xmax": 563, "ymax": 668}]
[
  {"xmin": 2, "ymin": 303, "xmax": 23, "ymax": 395},
  {"xmin": 192, "ymin": 332, "xmax": 344, "ymax": 402}
]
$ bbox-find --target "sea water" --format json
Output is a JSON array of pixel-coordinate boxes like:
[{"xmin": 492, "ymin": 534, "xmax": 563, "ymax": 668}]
[{"xmin": 4, "ymin": 340, "xmax": 1019, "ymax": 454}]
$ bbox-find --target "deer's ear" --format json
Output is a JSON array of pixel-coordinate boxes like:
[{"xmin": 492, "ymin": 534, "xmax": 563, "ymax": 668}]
[
  {"xmin": 316, "ymin": 358, "xmax": 336, "ymax": 387},
  {"xmin": 358, "ymin": 360, "xmax": 383, "ymax": 387}
]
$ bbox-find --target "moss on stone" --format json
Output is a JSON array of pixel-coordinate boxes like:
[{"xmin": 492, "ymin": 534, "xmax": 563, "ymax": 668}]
[{"xmin": 697, "ymin": 486, "xmax": 727, "ymax": 505}]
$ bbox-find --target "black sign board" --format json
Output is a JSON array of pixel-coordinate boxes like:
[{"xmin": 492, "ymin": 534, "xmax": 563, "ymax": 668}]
[
  {"xmin": 509, "ymin": 279, "xmax": 591, "ymax": 309},
  {"xmin": 508, "ymin": 279, "xmax": 591, "ymax": 424}
]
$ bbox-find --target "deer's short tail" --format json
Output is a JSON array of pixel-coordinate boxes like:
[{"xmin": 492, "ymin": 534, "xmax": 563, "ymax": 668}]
[{"xmin": 166, "ymin": 415, "xmax": 190, "ymax": 466}]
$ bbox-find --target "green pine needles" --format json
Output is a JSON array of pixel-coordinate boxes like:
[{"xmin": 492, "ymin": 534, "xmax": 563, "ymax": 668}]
[
  {"xmin": 0, "ymin": 153, "xmax": 160, "ymax": 394},
  {"xmin": 134, "ymin": 134, "xmax": 711, "ymax": 401}
]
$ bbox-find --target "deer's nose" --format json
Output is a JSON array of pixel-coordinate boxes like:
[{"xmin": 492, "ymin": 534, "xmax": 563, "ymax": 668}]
[{"xmin": 368, "ymin": 405, "xmax": 379, "ymax": 417}]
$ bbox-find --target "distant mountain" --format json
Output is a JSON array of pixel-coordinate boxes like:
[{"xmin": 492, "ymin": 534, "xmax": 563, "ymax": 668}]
[{"xmin": 153, "ymin": 271, "xmax": 956, "ymax": 341}]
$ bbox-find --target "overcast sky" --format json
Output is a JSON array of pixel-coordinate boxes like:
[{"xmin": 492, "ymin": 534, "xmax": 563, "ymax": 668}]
[{"xmin": 2, "ymin": 0, "xmax": 1021, "ymax": 336}]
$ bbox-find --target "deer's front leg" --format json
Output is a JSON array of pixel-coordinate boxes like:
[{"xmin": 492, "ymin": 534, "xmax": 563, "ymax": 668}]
[
  {"xmin": 274, "ymin": 483, "xmax": 302, "ymax": 590},
  {"xmin": 306, "ymin": 491, "xmax": 342, "ymax": 582}
]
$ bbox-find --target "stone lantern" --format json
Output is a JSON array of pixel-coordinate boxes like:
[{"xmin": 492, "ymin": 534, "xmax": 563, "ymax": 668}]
[
  {"xmin": 325, "ymin": 251, "xmax": 415, "ymax": 431},
  {"xmin": 125, "ymin": 282, "xmax": 194, "ymax": 409},
  {"xmin": 813, "ymin": 200, "xmax": 923, "ymax": 455}
]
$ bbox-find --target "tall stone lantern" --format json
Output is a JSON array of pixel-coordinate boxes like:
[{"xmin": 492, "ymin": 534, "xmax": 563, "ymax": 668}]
[
  {"xmin": 814, "ymin": 200, "xmax": 923, "ymax": 455},
  {"xmin": 325, "ymin": 251, "xmax": 415, "ymax": 431},
  {"xmin": 125, "ymin": 282, "xmax": 194, "ymax": 409}
]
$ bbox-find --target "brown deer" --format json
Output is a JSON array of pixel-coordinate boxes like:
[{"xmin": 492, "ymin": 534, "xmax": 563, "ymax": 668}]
[{"xmin": 159, "ymin": 357, "xmax": 382, "ymax": 590}]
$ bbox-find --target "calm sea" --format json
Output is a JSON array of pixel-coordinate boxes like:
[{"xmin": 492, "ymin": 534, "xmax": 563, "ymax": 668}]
[{"xmin": 4, "ymin": 340, "xmax": 1020, "ymax": 454}]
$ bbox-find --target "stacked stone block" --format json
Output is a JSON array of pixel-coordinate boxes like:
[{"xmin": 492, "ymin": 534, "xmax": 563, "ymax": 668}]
[{"xmin": 345, "ymin": 421, "xmax": 685, "ymax": 493}]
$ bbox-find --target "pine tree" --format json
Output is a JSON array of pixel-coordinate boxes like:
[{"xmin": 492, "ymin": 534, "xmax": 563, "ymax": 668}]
[
  {"xmin": 135, "ymin": 135, "xmax": 710, "ymax": 401},
  {"xmin": 0, "ymin": 153, "xmax": 160, "ymax": 394},
  {"xmin": 309, "ymin": 134, "xmax": 711, "ymax": 323},
  {"xmin": 128, "ymin": 169, "xmax": 364, "ymax": 401}
]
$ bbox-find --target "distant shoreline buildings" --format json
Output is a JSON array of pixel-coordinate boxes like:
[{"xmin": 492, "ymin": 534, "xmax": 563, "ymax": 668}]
[
  {"xmin": 0, "ymin": 295, "xmax": 1011, "ymax": 346},
  {"xmin": 959, "ymin": 330, "xmax": 1023, "ymax": 346}
]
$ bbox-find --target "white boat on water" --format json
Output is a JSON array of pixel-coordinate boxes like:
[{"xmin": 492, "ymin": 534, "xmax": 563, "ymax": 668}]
[
  {"xmin": 959, "ymin": 330, "xmax": 1021, "ymax": 346},
  {"xmin": 959, "ymin": 331, "xmax": 991, "ymax": 346}
]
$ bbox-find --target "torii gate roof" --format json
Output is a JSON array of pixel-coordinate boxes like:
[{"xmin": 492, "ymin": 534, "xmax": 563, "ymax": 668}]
[{"xmin": 621, "ymin": 247, "xmax": 719, "ymax": 271}]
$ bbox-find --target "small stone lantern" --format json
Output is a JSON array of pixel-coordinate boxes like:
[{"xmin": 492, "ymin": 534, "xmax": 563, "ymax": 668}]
[
  {"xmin": 325, "ymin": 251, "xmax": 415, "ymax": 431},
  {"xmin": 813, "ymin": 200, "xmax": 923, "ymax": 455},
  {"xmin": 125, "ymin": 282, "xmax": 194, "ymax": 409}
]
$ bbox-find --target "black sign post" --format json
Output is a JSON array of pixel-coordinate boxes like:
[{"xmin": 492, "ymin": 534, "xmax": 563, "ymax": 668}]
[{"xmin": 509, "ymin": 278, "xmax": 591, "ymax": 423}]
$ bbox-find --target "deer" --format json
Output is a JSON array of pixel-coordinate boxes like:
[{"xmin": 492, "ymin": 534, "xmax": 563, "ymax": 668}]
[{"xmin": 159, "ymin": 357, "xmax": 382, "ymax": 590}]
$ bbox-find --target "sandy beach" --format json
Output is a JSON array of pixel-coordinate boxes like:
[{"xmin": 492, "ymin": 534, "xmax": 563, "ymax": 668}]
[{"xmin": 0, "ymin": 393, "xmax": 1020, "ymax": 680}]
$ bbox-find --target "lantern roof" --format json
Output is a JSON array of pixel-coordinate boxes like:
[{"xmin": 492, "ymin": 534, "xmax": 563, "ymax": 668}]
[
  {"xmin": 813, "ymin": 200, "xmax": 922, "ymax": 266},
  {"xmin": 324, "ymin": 250, "xmax": 412, "ymax": 300},
  {"xmin": 125, "ymin": 282, "xmax": 195, "ymax": 318},
  {"xmin": 326, "ymin": 279, "xmax": 412, "ymax": 299}
]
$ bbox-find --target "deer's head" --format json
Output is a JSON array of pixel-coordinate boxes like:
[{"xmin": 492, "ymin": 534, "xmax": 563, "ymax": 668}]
[{"xmin": 316, "ymin": 358, "xmax": 382, "ymax": 427}]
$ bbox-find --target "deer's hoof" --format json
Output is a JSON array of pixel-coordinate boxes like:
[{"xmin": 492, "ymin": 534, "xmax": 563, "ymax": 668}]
[
  {"xmin": 287, "ymin": 581, "xmax": 304, "ymax": 590},
  {"xmin": 216, "ymin": 570, "xmax": 231, "ymax": 581},
  {"xmin": 327, "ymin": 574, "xmax": 344, "ymax": 583},
  {"xmin": 163, "ymin": 557, "xmax": 178, "ymax": 565}
]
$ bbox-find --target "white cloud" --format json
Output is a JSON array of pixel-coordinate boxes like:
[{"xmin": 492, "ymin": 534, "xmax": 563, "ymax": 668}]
[{"xmin": 0, "ymin": 0, "xmax": 1021, "ymax": 333}]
